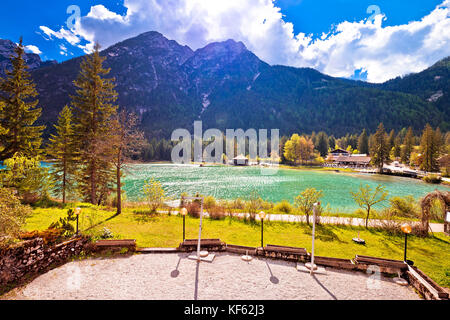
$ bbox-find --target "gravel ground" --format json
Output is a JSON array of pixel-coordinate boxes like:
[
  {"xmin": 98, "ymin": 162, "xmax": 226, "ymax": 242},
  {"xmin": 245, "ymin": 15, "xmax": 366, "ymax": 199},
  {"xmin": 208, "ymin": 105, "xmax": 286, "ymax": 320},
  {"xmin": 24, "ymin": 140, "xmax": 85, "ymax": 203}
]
[{"xmin": 3, "ymin": 253, "xmax": 420, "ymax": 300}]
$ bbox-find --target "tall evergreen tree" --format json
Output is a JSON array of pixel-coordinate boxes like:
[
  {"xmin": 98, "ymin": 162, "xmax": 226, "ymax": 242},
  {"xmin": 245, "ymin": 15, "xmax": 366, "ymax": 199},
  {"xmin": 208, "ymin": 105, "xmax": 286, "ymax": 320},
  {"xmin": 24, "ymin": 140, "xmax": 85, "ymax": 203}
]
[
  {"xmin": 370, "ymin": 123, "xmax": 390, "ymax": 172},
  {"xmin": 46, "ymin": 106, "xmax": 78, "ymax": 204},
  {"xmin": 357, "ymin": 129, "xmax": 369, "ymax": 155},
  {"xmin": 419, "ymin": 124, "xmax": 439, "ymax": 172},
  {"xmin": 316, "ymin": 131, "xmax": 329, "ymax": 157},
  {"xmin": 71, "ymin": 44, "xmax": 118, "ymax": 205},
  {"xmin": 387, "ymin": 129, "xmax": 395, "ymax": 151},
  {"xmin": 0, "ymin": 38, "xmax": 44, "ymax": 160},
  {"xmin": 400, "ymin": 127, "xmax": 414, "ymax": 164}
]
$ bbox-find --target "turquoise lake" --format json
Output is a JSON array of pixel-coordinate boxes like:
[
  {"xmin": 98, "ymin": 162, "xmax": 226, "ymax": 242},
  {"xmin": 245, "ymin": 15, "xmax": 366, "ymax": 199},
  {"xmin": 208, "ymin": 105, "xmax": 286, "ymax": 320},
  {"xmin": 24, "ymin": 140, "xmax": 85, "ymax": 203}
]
[{"xmin": 122, "ymin": 164, "xmax": 449, "ymax": 212}]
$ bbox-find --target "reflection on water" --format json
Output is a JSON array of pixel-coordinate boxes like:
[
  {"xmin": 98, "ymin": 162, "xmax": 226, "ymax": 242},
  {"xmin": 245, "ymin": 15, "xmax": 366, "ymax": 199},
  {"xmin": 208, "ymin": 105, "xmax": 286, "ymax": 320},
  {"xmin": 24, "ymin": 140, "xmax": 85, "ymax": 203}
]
[{"xmin": 123, "ymin": 164, "xmax": 449, "ymax": 212}]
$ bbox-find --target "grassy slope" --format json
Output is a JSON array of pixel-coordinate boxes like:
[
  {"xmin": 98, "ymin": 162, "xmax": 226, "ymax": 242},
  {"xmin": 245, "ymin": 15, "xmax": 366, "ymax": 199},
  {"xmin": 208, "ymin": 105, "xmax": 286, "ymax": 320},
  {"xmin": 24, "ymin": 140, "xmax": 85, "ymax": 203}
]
[{"xmin": 26, "ymin": 206, "xmax": 450, "ymax": 288}]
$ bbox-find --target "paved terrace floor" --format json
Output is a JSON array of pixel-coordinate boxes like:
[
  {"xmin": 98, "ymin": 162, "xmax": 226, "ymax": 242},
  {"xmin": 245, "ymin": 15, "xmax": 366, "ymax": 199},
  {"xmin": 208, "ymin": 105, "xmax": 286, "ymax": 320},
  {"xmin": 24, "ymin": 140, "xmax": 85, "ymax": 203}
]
[{"xmin": 3, "ymin": 253, "xmax": 420, "ymax": 300}]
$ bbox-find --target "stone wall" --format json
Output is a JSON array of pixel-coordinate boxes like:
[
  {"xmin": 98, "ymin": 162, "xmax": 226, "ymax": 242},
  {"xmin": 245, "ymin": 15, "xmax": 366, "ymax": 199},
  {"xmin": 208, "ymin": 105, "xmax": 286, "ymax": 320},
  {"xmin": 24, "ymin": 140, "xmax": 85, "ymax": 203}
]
[{"xmin": 0, "ymin": 237, "xmax": 90, "ymax": 293}]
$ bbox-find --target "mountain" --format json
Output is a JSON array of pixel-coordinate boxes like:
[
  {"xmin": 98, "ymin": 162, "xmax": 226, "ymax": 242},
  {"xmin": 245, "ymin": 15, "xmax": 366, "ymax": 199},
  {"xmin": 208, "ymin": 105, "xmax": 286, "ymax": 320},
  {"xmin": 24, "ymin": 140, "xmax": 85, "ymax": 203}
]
[
  {"xmin": 2, "ymin": 32, "xmax": 449, "ymax": 139},
  {"xmin": 0, "ymin": 39, "xmax": 56, "ymax": 77},
  {"xmin": 380, "ymin": 57, "xmax": 450, "ymax": 116}
]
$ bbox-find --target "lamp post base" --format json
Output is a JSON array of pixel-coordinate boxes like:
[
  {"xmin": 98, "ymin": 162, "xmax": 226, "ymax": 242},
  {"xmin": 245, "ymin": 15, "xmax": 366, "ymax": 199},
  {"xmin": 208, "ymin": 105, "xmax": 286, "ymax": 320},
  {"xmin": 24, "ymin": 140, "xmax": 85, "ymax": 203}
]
[{"xmin": 188, "ymin": 253, "xmax": 215, "ymax": 263}]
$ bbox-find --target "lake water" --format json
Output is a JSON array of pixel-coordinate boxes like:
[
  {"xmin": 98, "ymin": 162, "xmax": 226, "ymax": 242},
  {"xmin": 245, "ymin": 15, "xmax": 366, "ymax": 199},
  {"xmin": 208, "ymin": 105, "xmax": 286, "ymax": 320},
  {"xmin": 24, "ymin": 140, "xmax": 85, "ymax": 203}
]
[{"xmin": 122, "ymin": 164, "xmax": 449, "ymax": 212}]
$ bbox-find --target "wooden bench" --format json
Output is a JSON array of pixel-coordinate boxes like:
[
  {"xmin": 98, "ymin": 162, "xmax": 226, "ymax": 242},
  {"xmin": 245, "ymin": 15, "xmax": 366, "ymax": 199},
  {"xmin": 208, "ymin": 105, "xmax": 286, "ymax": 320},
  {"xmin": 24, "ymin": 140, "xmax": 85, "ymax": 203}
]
[
  {"xmin": 354, "ymin": 255, "xmax": 408, "ymax": 272},
  {"xmin": 95, "ymin": 239, "xmax": 137, "ymax": 252},
  {"xmin": 178, "ymin": 239, "xmax": 226, "ymax": 252},
  {"xmin": 226, "ymin": 244, "xmax": 257, "ymax": 255},
  {"xmin": 263, "ymin": 244, "xmax": 309, "ymax": 262},
  {"xmin": 312, "ymin": 256, "xmax": 357, "ymax": 270}
]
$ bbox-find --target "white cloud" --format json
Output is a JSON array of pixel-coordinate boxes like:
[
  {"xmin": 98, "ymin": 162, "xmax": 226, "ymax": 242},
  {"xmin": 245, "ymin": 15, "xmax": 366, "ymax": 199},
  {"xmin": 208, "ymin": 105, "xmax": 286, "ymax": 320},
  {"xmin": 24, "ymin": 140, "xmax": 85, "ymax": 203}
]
[
  {"xmin": 24, "ymin": 45, "xmax": 42, "ymax": 55},
  {"xmin": 39, "ymin": 0, "xmax": 450, "ymax": 83}
]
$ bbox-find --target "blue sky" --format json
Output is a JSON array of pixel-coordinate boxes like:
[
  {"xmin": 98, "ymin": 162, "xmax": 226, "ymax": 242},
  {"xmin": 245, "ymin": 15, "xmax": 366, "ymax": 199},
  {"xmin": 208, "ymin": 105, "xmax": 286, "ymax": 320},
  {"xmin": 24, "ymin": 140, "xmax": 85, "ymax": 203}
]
[{"xmin": 0, "ymin": 0, "xmax": 449, "ymax": 82}]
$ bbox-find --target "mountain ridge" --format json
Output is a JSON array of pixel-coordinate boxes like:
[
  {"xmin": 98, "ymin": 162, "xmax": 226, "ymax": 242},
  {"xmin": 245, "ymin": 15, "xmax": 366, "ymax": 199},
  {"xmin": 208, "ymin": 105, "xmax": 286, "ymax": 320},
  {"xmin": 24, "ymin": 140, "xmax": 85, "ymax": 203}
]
[{"xmin": 0, "ymin": 32, "xmax": 448, "ymax": 138}]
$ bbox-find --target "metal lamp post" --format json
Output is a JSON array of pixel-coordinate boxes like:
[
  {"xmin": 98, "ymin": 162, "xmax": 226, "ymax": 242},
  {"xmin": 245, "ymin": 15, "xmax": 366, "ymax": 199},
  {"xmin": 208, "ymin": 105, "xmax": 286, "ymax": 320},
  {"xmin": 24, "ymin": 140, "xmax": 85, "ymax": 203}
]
[
  {"xmin": 74, "ymin": 207, "xmax": 81, "ymax": 236},
  {"xmin": 401, "ymin": 223, "xmax": 412, "ymax": 264},
  {"xmin": 180, "ymin": 207, "xmax": 188, "ymax": 241},
  {"xmin": 182, "ymin": 196, "xmax": 213, "ymax": 262},
  {"xmin": 258, "ymin": 211, "xmax": 266, "ymax": 248}
]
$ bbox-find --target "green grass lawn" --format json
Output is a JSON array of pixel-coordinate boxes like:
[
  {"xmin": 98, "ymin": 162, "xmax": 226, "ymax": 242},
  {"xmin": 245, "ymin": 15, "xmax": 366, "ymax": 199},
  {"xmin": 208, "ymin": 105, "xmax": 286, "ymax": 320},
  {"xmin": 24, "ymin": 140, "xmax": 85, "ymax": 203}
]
[{"xmin": 26, "ymin": 206, "xmax": 450, "ymax": 288}]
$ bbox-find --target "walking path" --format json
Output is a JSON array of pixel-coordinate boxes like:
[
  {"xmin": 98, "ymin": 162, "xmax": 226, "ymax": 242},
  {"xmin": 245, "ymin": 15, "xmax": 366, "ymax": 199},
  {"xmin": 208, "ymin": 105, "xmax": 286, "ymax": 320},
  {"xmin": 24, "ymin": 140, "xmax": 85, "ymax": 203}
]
[{"xmin": 165, "ymin": 211, "xmax": 445, "ymax": 233}]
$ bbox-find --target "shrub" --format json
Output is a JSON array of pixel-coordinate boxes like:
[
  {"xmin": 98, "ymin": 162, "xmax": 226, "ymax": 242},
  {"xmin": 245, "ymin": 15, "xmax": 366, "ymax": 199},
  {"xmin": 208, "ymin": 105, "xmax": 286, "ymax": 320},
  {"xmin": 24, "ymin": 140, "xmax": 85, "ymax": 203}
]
[
  {"xmin": 274, "ymin": 200, "xmax": 293, "ymax": 213},
  {"xmin": 422, "ymin": 174, "xmax": 442, "ymax": 184},
  {"xmin": 0, "ymin": 188, "xmax": 32, "ymax": 246},
  {"xmin": 143, "ymin": 178, "xmax": 166, "ymax": 213},
  {"xmin": 389, "ymin": 196, "xmax": 419, "ymax": 218},
  {"xmin": 209, "ymin": 205, "xmax": 226, "ymax": 220},
  {"xmin": 0, "ymin": 154, "xmax": 50, "ymax": 203},
  {"xmin": 48, "ymin": 208, "xmax": 78, "ymax": 237},
  {"xmin": 100, "ymin": 227, "xmax": 114, "ymax": 239},
  {"xmin": 232, "ymin": 198, "xmax": 245, "ymax": 210},
  {"xmin": 19, "ymin": 228, "xmax": 64, "ymax": 245},
  {"xmin": 186, "ymin": 202, "xmax": 201, "ymax": 218},
  {"xmin": 204, "ymin": 195, "xmax": 216, "ymax": 210},
  {"xmin": 376, "ymin": 209, "xmax": 401, "ymax": 235}
]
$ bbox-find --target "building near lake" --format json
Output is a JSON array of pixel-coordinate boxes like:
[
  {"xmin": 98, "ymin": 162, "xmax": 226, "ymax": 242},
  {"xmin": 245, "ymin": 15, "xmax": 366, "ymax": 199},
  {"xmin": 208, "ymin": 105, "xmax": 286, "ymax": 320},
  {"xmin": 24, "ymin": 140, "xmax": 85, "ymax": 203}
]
[{"xmin": 327, "ymin": 149, "xmax": 371, "ymax": 168}]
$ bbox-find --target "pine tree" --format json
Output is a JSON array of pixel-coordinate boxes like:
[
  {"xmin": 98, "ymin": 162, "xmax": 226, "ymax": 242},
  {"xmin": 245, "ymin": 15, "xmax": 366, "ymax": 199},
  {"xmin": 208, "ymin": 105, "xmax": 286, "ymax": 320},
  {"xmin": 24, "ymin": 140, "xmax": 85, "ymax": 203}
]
[
  {"xmin": 357, "ymin": 129, "xmax": 369, "ymax": 155},
  {"xmin": 0, "ymin": 38, "xmax": 44, "ymax": 160},
  {"xmin": 400, "ymin": 127, "xmax": 414, "ymax": 164},
  {"xmin": 370, "ymin": 123, "xmax": 390, "ymax": 172},
  {"xmin": 71, "ymin": 44, "xmax": 118, "ymax": 205},
  {"xmin": 316, "ymin": 131, "xmax": 329, "ymax": 157},
  {"xmin": 46, "ymin": 106, "xmax": 78, "ymax": 204},
  {"xmin": 419, "ymin": 124, "xmax": 439, "ymax": 172}
]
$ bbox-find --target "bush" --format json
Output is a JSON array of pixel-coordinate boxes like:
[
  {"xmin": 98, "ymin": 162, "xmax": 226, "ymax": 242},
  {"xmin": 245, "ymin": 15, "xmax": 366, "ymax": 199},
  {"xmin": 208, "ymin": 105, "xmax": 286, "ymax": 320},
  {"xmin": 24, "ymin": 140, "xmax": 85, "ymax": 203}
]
[
  {"xmin": 0, "ymin": 154, "xmax": 50, "ymax": 203},
  {"xmin": 186, "ymin": 202, "xmax": 201, "ymax": 218},
  {"xmin": 19, "ymin": 228, "xmax": 64, "ymax": 245},
  {"xmin": 208, "ymin": 205, "xmax": 226, "ymax": 220},
  {"xmin": 274, "ymin": 200, "xmax": 293, "ymax": 213},
  {"xmin": 48, "ymin": 209, "xmax": 78, "ymax": 237},
  {"xmin": 0, "ymin": 188, "xmax": 32, "ymax": 246},
  {"xmin": 376, "ymin": 209, "xmax": 401, "ymax": 235},
  {"xmin": 422, "ymin": 173, "xmax": 442, "ymax": 184},
  {"xmin": 389, "ymin": 196, "xmax": 419, "ymax": 218},
  {"xmin": 204, "ymin": 195, "xmax": 216, "ymax": 210},
  {"xmin": 100, "ymin": 227, "xmax": 114, "ymax": 239},
  {"xmin": 232, "ymin": 198, "xmax": 245, "ymax": 210},
  {"xmin": 143, "ymin": 178, "xmax": 166, "ymax": 213}
]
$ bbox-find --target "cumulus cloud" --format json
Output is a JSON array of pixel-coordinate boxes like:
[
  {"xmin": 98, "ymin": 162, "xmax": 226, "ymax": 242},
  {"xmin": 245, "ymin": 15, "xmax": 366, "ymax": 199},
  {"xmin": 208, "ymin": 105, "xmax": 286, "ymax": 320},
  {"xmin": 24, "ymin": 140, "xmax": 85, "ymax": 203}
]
[
  {"xmin": 39, "ymin": 0, "xmax": 450, "ymax": 82},
  {"xmin": 24, "ymin": 45, "xmax": 42, "ymax": 55}
]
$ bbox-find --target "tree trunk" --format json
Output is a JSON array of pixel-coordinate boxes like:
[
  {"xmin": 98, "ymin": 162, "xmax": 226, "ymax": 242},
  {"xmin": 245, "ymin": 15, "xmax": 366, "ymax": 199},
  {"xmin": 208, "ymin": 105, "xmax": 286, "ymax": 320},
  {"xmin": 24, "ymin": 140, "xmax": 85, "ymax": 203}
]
[
  {"xmin": 116, "ymin": 165, "xmax": 122, "ymax": 215},
  {"xmin": 306, "ymin": 213, "xmax": 310, "ymax": 225},
  {"xmin": 62, "ymin": 158, "xmax": 66, "ymax": 204},
  {"xmin": 365, "ymin": 206, "xmax": 371, "ymax": 228},
  {"xmin": 90, "ymin": 159, "xmax": 96, "ymax": 205}
]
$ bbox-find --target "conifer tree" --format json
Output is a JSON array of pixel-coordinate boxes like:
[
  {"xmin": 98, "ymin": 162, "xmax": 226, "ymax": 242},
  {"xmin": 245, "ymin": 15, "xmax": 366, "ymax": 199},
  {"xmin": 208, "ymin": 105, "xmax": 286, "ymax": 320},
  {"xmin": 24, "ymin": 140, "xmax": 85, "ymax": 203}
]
[
  {"xmin": 400, "ymin": 127, "xmax": 414, "ymax": 164},
  {"xmin": 357, "ymin": 129, "xmax": 369, "ymax": 155},
  {"xmin": 0, "ymin": 38, "xmax": 44, "ymax": 160},
  {"xmin": 46, "ymin": 106, "xmax": 78, "ymax": 203},
  {"xmin": 419, "ymin": 124, "xmax": 439, "ymax": 172},
  {"xmin": 71, "ymin": 44, "xmax": 118, "ymax": 205},
  {"xmin": 316, "ymin": 131, "xmax": 329, "ymax": 157},
  {"xmin": 370, "ymin": 123, "xmax": 390, "ymax": 172}
]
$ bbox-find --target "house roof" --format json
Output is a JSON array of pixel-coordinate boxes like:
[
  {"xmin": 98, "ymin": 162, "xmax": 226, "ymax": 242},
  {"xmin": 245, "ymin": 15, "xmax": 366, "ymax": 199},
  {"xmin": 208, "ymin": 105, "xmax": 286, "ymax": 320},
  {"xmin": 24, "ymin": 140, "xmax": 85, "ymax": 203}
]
[
  {"xmin": 330, "ymin": 148, "xmax": 350, "ymax": 154},
  {"xmin": 334, "ymin": 156, "xmax": 371, "ymax": 163}
]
